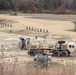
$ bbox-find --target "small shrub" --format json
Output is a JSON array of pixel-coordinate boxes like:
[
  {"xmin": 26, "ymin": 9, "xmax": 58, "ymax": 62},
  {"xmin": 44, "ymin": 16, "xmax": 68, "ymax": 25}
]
[
  {"xmin": 11, "ymin": 12, "xmax": 18, "ymax": 16},
  {"xmin": 65, "ymin": 10, "xmax": 76, "ymax": 14}
]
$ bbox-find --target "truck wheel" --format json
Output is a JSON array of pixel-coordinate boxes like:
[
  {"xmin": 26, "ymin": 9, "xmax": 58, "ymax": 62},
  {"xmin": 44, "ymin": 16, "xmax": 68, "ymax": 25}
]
[
  {"xmin": 28, "ymin": 50, "xmax": 35, "ymax": 56},
  {"xmin": 53, "ymin": 51, "xmax": 60, "ymax": 57},
  {"xmin": 61, "ymin": 51, "xmax": 68, "ymax": 57}
]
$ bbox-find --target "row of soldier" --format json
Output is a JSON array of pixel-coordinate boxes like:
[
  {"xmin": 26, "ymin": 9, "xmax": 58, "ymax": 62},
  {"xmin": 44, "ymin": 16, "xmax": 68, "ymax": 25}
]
[
  {"xmin": 26, "ymin": 26, "xmax": 48, "ymax": 33},
  {"xmin": 0, "ymin": 23, "xmax": 12, "ymax": 28}
]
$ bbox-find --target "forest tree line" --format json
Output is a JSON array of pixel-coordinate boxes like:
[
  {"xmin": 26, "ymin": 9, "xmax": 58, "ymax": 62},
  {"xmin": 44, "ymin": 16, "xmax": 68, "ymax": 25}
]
[{"xmin": 0, "ymin": 0, "xmax": 76, "ymax": 14}]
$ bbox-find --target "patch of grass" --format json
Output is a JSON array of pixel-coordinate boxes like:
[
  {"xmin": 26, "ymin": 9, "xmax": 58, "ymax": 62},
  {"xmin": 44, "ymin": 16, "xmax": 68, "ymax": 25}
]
[
  {"xmin": 66, "ymin": 29, "xmax": 76, "ymax": 32},
  {"xmin": 10, "ymin": 12, "xmax": 18, "ymax": 16}
]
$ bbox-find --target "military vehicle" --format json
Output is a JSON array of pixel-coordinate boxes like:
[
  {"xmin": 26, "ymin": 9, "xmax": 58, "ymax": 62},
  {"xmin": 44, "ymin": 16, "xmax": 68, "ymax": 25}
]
[
  {"xmin": 19, "ymin": 38, "xmax": 76, "ymax": 57},
  {"xmin": 50, "ymin": 41, "xmax": 76, "ymax": 57}
]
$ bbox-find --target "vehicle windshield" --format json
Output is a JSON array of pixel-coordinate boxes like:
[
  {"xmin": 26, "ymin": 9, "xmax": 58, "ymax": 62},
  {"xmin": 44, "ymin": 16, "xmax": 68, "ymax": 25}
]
[
  {"xmin": 69, "ymin": 42, "xmax": 76, "ymax": 48},
  {"xmin": 74, "ymin": 44, "xmax": 76, "ymax": 48}
]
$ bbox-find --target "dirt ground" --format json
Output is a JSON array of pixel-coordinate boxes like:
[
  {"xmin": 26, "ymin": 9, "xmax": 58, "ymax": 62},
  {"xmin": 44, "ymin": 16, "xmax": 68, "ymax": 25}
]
[
  {"xmin": 0, "ymin": 14, "xmax": 76, "ymax": 51},
  {"xmin": 0, "ymin": 14, "xmax": 76, "ymax": 40},
  {"xmin": 0, "ymin": 14, "xmax": 76, "ymax": 74}
]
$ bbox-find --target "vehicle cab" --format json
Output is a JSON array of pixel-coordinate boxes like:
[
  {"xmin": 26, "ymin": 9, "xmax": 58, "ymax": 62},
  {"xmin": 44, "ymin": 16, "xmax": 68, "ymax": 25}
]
[{"xmin": 67, "ymin": 42, "xmax": 76, "ymax": 53}]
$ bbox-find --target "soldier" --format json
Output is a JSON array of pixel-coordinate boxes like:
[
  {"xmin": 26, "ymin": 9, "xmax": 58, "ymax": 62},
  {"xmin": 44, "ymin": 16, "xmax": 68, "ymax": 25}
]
[
  {"xmin": 35, "ymin": 34, "xmax": 38, "ymax": 39},
  {"xmin": 19, "ymin": 37, "xmax": 26, "ymax": 50},
  {"xmin": 34, "ymin": 54, "xmax": 51, "ymax": 68}
]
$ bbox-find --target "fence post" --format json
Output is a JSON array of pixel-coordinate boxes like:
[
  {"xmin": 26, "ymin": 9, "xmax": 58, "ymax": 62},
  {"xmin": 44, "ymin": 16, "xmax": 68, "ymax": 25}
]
[
  {"xmin": 40, "ymin": 29, "xmax": 42, "ymax": 32},
  {"xmin": 29, "ymin": 27, "xmax": 31, "ymax": 31},
  {"xmin": 31, "ymin": 27, "xmax": 33, "ymax": 31},
  {"xmin": 46, "ymin": 30, "xmax": 48, "ymax": 33},
  {"xmin": 26, "ymin": 26, "xmax": 28, "ymax": 30}
]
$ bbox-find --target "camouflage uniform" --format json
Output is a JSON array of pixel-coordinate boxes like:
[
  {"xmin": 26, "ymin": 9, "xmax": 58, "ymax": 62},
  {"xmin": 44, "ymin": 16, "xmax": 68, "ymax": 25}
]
[{"xmin": 19, "ymin": 38, "xmax": 26, "ymax": 50}]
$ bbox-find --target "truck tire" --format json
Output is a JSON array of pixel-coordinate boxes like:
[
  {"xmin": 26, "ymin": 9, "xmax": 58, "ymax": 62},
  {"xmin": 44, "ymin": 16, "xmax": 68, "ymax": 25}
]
[
  {"xmin": 61, "ymin": 51, "xmax": 68, "ymax": 57},
  {"xmin": 52, "ymin": 51, "xmax": 60, "ymax": 57},
  {"xmin": 28, "ymin": 50, "xmax": 35, "ymax": 56}
]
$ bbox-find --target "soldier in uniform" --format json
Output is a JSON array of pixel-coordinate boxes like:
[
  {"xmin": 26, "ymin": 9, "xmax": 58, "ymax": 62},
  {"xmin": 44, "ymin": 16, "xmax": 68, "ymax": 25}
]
[{"xmin": 19, "ymin": 37, "xmax": 26, "ymax": 50}]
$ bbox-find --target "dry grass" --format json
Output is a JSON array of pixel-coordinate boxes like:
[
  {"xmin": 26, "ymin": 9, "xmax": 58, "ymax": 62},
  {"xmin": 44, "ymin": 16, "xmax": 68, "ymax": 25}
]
[
  {"xmin": 0, "ymin": 48, "xmax": 76, "ymax": 75},
  {"xmin": 0, "ymin": 61, "xmax": 76, "ymax": 75}
]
